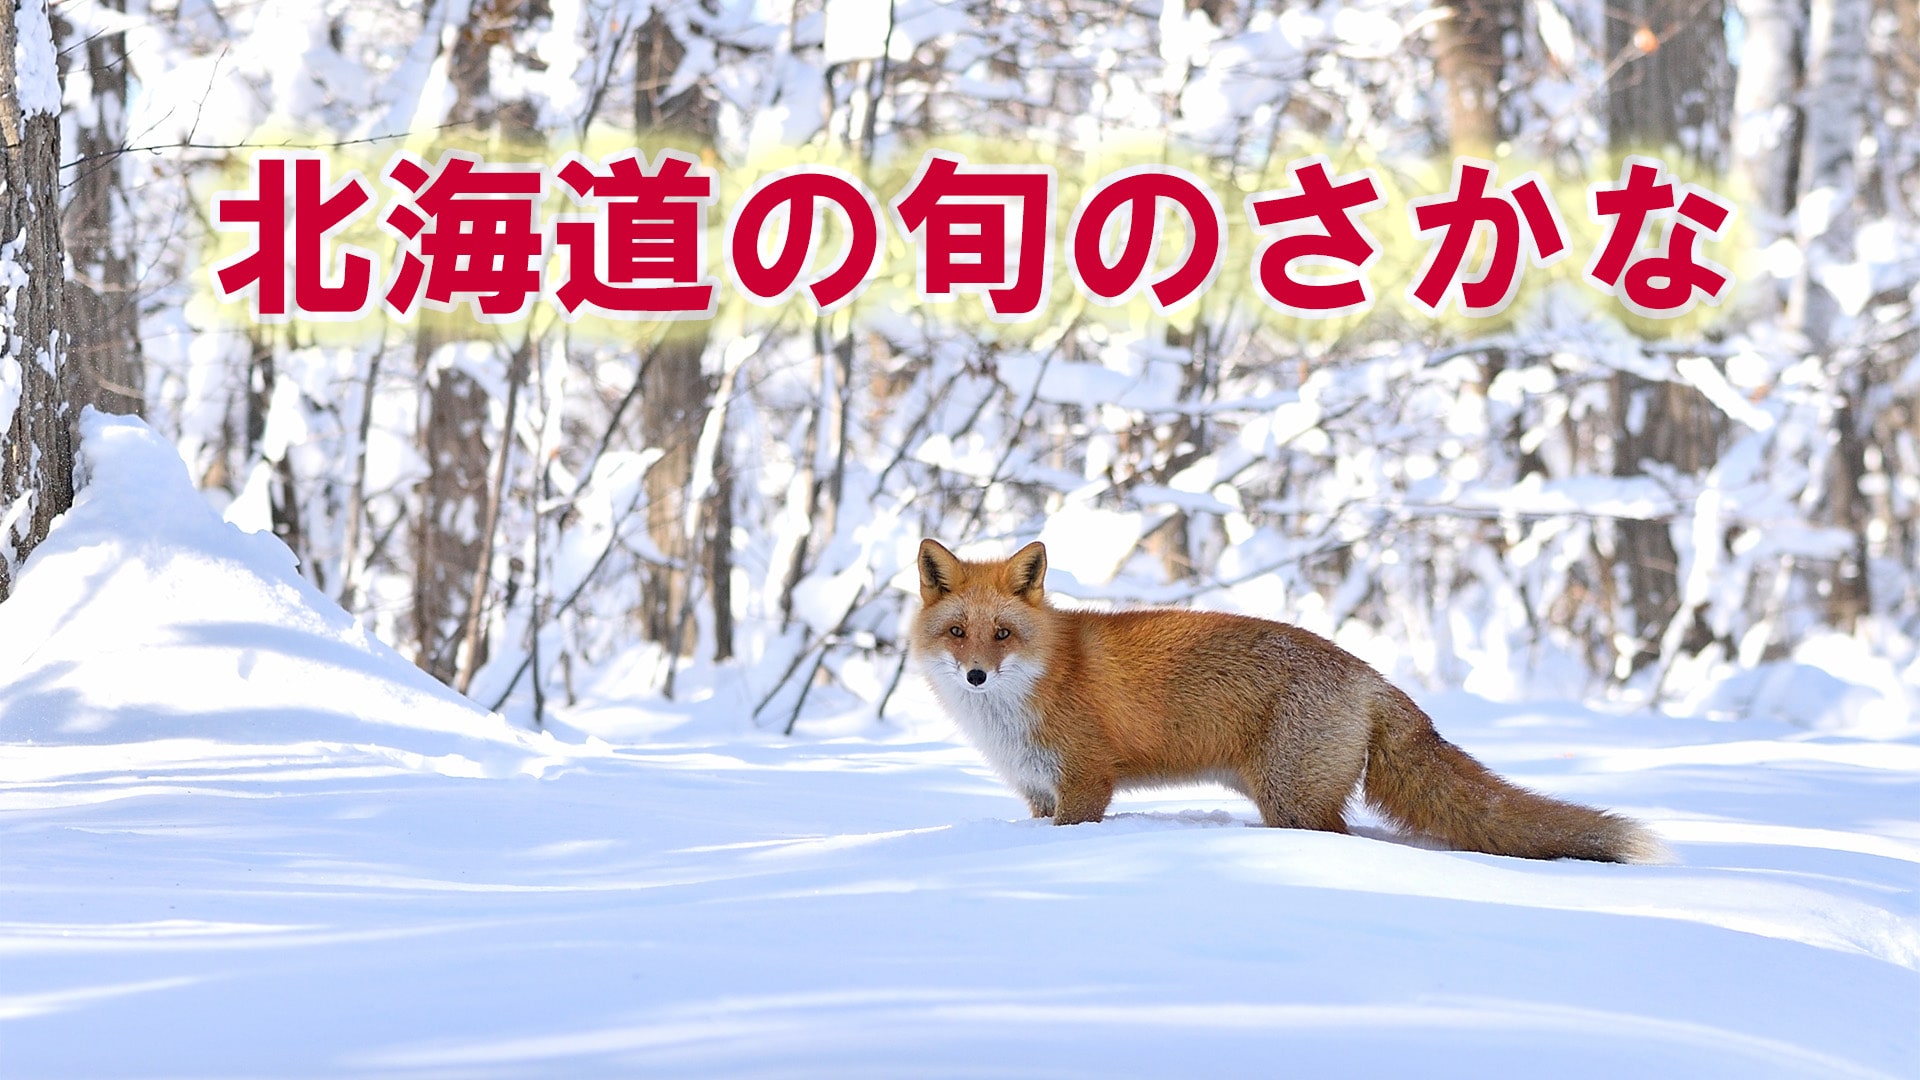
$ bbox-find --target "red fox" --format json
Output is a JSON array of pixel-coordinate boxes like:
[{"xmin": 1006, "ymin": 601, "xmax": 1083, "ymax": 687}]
[{"xmin": 912, "ymin": 538, "xmax": 1668, "ymax": 863}]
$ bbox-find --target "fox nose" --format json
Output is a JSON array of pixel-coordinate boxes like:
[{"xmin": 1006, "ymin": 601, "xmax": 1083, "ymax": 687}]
[{"xmin": 966, "ymin": 668, "xmax": 987, "ymax": 687}]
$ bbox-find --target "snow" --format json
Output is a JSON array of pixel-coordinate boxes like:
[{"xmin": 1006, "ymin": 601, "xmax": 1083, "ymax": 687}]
[
  {"xmin": 822, "ymin": 0, "xmax": 893, "ymax": 65},
  {"xmin": 1456, "ymin": 473, "xmax": 1679, "ymax": 519},
  {"xmin": 10, "ymin": 0, "xmax": 62, "ymax": 118},
  {"xmin": 1035, "ymin": 502, "xmax": 1145, "ymax": 585},
  {"xmin": 1, "ymin": 410, "xmax": 1916, "ymax": 1077},
  {"xmin": 0, "ymin": 410, "xmax": 586, "ymax": 779}
]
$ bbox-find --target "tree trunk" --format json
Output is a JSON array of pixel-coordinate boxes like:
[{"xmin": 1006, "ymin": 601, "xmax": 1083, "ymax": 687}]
[
  {"xmin": 1729, "ymin": 0, "xmax": 1804, "ymax": 226},
  {"xmin": 1604, "ymin": 0, "xmax": 1732, "ymax": 161},
  {"xmin": 1602, "ymin": 0, "xmax": 1730, "ymax": 674},
  {"xmin": 60, "ymin": 0, "xmax": 143, "ymax": 417},
  {"xmin": 455, "ymin": 335, "xmax": 533, "ymax": 694},
  {"xmin": 413, "ymin": 332, "xmax": 495, "ymax": 682},
  {"xmin": 409, "ymin": 0, "xmax": 548, "ymax": 683},
  {"xmin": 1607, "ymin": 373, "xmax": 1724, "ymax": 666},
  {"xmin": 1791, "ymin": 0, "xmax": 1874, "ymax": 628},
  {"xmin": 635, "ymin": 10, "xmax": 723, "ymax": 661},
  {"xmin": 708, "ymin": 462, "xmax": 734, "ymax": 662},
  {"xmin": 0, "ymin": 0, "xmax": 74, "ymax": 600},
  {"xmin": 1433, "ymin": 0, "xmax": 1509, "ymax": 158},
  {"xmin": 637, "ymin": 337, "xmax": 710, "ymax": 654},
  {"xmin": 338, "ymin": 341, "xmax": 383, "ymax": 611}
]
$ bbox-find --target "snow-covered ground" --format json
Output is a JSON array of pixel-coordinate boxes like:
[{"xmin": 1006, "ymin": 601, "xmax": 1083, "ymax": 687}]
[{"xmin": 2, "ymin": 414, "xmax": 1916, "ymax": 1078}]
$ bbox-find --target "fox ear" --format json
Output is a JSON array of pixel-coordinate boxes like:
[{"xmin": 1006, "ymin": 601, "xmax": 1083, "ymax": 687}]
[
  {"xmin": 1007, "ymin": 541, "xmax": 1047, "ymax": 604},
  {"xmin": 918, "ymin": 539, "xmax": 961, "ymax": 603}
]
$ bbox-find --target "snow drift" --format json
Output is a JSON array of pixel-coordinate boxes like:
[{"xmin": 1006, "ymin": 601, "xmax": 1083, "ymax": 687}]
[
  {"xmin": 0, "ymin": 412, "xmax": 1915, "ymax": 1079},
  {"xmin": 0, "ymin": 410, "xmax": 588, "ymax": 795}
]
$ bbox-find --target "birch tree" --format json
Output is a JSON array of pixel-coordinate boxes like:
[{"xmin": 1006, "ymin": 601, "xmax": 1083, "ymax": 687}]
[
  {"xmin": 1729, "ymin": 0, "xmax": 1803, "ymax": 236},
  {"xmin": 1790, "ymin": 0, "xmax": 1874, "ymax": 628}
]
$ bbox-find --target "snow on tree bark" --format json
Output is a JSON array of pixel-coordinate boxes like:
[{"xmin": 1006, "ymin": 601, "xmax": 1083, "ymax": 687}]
[
  {"xmin": 0, "ymin": 0, "xmax": 73, "ymax": 601},
  {"xmin": 1791, "ymin": 0, "xmax": 1874, "ymax": 628},
  {"xmin": 1602, "ymin": 0, "xmax": 1731, "ymax": 673},
  {"xmin": 410, "ymin": 0, "xmax": 549, "ymax": 685},
  {"xmin": 633, "ymin": 8, "xmax": 726, "ymax": 665},
  {"xmin": 1730, "ymin": 0, "xmax": 1804, "ymax": 229}
]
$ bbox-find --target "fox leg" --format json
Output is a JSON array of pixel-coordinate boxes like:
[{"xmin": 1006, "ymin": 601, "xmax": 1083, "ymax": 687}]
[
  {"xmin": 1249, "ymin": 712, "xmax": 1367, "ymax": 833},
  {"xmin": 1022, "ymin": 790, "xmax": 1057, "ymax": 818},
  {"xmin": 1249, "ymin": 781, "xmax": 1350, "ymax": 832},
  {"xmin": 1052, "ymin": 774, "xmax": 1114, "ymax": 825}
]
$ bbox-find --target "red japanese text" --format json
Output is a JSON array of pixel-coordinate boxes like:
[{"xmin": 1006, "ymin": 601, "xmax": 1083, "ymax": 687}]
[
  {"xmin": 1067, "ymin": 166, "xmax": 1224, "ymax": 314},
  {"xmin": 1406, "ymin": 158, "xmax": 1568, "ymax": 318},
  {"xmin": 727, "ymin": 166, "xmax": 883, "ymax": 313},
  {"xmin": 1244, "ymin": 157, "xmax": 1388, "ymax": 319},
  {"xmin": 890, "ymin": 152, "xmax": 1055, "ymax": 322}
]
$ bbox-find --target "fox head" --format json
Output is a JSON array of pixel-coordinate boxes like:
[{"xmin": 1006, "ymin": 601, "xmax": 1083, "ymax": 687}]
[{"xmin": 912, "ymin": 538, "xmax": 1050, "ymax": 694}]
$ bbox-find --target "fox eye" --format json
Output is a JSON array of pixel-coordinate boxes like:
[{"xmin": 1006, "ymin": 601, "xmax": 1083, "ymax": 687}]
[
  {"xmin": 948, "ymin": 626, "xmax": 964, "ymax": 638},
  {"xmin": 994, "ymin": 627, "xmax": 1011, "ymax": 640}
]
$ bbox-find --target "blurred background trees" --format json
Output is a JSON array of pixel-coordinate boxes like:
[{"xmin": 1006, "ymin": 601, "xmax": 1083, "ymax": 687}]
[{"xmin": 4, "ymin": 0, "xmax": 1917, "ymax": 721}]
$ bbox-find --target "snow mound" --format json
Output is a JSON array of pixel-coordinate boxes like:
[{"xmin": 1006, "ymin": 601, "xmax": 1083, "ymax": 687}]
[
  {"xmin": 0, "ymin": 410, "xmax": 586, "ymax": 787},
  {"xmin": 1685, "ymin": 634, "xmax": 1919, "ymax": 739}
]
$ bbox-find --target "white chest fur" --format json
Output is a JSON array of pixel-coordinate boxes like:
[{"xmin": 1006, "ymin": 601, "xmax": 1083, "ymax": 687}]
[{"xmin": 919, "ymin": 655, "xmax": 1060, "ymax": 801}]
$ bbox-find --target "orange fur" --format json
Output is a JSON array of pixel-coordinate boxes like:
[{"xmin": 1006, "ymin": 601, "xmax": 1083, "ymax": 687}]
[{"xmin": 911, "ymin": 538, "xmax": 1668, "ymax": 864}]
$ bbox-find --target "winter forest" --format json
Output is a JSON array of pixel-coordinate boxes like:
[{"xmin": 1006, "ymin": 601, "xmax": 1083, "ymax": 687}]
[
  {"xmin": 2, "ymin": 0, "xmax": 1919, "ymax": 1074},
  {"xmin": 4, "ymin": 0, "xmax": 1917, "ymax": 717}
]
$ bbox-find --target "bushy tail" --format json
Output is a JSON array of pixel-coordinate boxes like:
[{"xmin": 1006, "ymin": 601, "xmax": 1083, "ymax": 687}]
[{"xmin": 1362, "ymin": 687, "xmax": 1670, "ymax": 864}]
